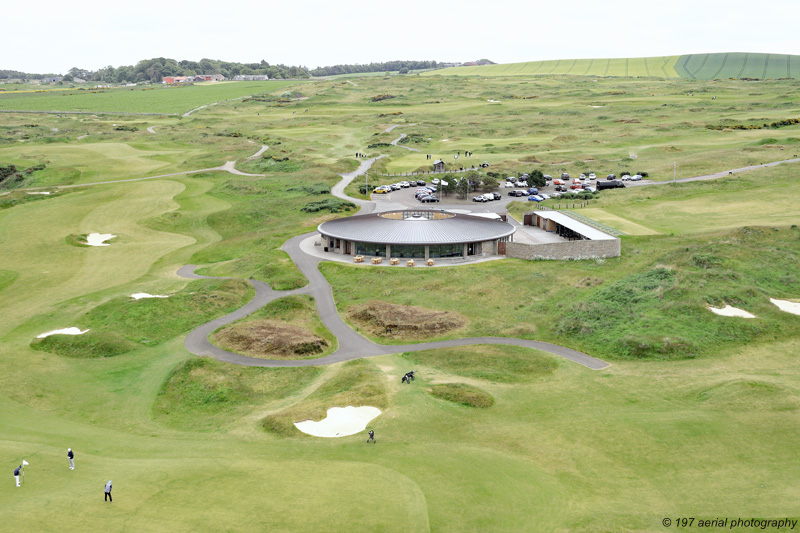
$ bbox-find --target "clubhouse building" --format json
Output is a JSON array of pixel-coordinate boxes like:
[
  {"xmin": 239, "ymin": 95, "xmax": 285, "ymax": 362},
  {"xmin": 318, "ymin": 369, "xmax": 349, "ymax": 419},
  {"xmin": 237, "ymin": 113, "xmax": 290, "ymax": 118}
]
[{"xmin": 317, "ymin": 210, "xmax": 516, "ymax": 260}]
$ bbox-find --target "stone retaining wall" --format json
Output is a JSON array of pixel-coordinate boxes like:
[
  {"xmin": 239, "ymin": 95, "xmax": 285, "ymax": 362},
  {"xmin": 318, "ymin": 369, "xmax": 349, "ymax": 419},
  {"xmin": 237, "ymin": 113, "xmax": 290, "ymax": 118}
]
[{"xmin": 505, "ymin": 239, "xmax": 620, "ymax": 260}]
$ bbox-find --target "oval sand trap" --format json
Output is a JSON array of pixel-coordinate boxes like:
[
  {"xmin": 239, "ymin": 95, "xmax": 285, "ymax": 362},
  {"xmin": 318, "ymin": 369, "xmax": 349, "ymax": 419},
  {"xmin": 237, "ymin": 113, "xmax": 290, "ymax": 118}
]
[
  {"xmin": 294, "ymin": 406, "xmax": 381, "ymax": 438},
  {"xmin": 770, "ymin": 298, "xmax": 800, "ymax": 316},
  {"xmin": 708, "ymin": 305, "xmax": 756, "ymax": 318},
  {"xmin": 37, "ymin": 327, "xmax": 90, "ymax": 339},
  {"xmin": 131, "ymin": 293, "xmax": 169, "ymax": 300},
  {"xmin": 86, "ymin": 233, "xmax": 116, "ymax": 246}
]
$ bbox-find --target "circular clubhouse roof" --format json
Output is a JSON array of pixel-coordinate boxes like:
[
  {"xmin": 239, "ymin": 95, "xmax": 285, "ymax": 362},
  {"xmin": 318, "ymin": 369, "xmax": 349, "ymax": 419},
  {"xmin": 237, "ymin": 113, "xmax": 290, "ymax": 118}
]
[{"xmin": 318, "ymin": 210, "xmax": 515, "ymax": 245}]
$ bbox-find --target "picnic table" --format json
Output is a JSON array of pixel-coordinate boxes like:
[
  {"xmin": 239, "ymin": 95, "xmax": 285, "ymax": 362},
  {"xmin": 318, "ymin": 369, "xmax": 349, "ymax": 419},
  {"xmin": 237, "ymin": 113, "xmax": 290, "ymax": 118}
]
[{"xmin": 354, "ymin": 255, "xmax": 364, "ymax": 263}]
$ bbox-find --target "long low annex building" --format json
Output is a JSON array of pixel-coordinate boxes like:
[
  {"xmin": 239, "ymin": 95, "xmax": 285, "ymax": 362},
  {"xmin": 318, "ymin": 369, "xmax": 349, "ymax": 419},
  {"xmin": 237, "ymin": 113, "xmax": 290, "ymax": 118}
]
[{"xmin": 317, "ymin": 209, "xmax": 516, "ymax": 260}]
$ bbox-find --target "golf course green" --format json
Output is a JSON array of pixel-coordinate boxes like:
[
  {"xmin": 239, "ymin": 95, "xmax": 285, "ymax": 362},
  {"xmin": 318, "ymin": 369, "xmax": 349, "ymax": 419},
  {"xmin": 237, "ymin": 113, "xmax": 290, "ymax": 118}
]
[{"xmin": 1, "ymin": 69, "xmax": 799, "ymax": 531}]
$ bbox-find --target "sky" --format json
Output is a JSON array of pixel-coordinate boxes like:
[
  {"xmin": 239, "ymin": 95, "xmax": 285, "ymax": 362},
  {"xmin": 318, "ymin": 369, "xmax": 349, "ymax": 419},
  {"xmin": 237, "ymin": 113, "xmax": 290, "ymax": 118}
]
[{"xmin": 4, "ymin": 0, "xmax": 800, "ymax": 73}]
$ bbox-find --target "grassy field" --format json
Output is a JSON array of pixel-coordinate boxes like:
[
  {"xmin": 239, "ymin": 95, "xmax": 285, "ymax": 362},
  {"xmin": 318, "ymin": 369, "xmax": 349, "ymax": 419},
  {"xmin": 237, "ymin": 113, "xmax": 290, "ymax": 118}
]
[
  {"xmin": 1, "ymin": 70, "xmax": 800, "ymax": 531},
  {"xmin": 0, "ymin": 80, "xmax": 300, "ymax": 114},
  {"xmin": 430, "ymin": 53, "xmax": 800, "ymax": 80}
]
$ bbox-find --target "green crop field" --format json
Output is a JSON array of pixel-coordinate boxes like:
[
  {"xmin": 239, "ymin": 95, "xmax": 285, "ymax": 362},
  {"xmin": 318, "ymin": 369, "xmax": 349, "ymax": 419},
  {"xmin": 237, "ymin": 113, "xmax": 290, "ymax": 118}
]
[
  {"xmin": 0, "ymin": 80, "xmax": 300, "ymax": 114},
  {"xmin": 429, "ymin": 53, "xmax": 800, "ymax": 80},
  {"xmin": 1, "ymin": 67, "xmax": 800, "ymax": 531}
]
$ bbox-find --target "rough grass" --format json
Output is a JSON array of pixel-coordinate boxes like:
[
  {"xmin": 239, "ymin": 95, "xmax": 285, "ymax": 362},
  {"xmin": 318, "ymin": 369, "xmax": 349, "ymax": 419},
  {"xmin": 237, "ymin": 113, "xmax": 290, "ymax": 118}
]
[
  {"xmin": 28, "ymin": 279, "xmax": 253, "ymax": 357},
  {"xmin": 210, "ymin": 295, "xmax": 336, "ymax": 359},
  {"xmin": 212, "ymin": 320, "xmax": 328, "ymax": 358},
  {"xmin": 154, "ymin": 357, "xmax": 322, "ymax": 431},
  {"xmin": 427, "ymin": 383, "xmax": 494, "ymax": 408},
  {"xmin": 30, "ymin": 331, "xmax": 139, "ymax": 358},
  {"xmin": 347, "ymin": 300, "xmax": 467, "ymax": 339},
  {"xmin": 64, "ymin": 233, "xmax": 90, "ymax": 247},
  {"xmin": 401, "ymin": 345, "xmax": 557, "ymax": 383},
  {"xmin": 261, "ymin": 359, "xmax": 387, "ymax": 437},
  {"xmin": 0, "ymin": 269, "xmax": 18, "ymax": 293}
]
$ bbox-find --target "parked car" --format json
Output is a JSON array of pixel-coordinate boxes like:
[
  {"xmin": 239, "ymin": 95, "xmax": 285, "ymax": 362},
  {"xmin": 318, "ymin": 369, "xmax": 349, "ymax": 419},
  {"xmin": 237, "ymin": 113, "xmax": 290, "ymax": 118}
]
[
  {"xmin": 517, "ymin": 181, "xmax": 528, "ymax": 188},
  {"xmin": 554, "ymin": 185, "xmax": 567, "ymax": 192},
  {"xmin": 551, "ymin": 192, "xmax": 562, "ymax": 198},
  {"xmin": 390, "ymin": 183, "xmax": 402, "ymax": 190},
  {"xmin": 553, "ymin": 179, "xmax": 565, "ymax": 185},
  {"xmin": 621, "ymin": 175, "xmax": 632, "ymax": 181},
  {"xmin": 527, "ymin": 188, "xmax": 539, "ymax": 196},
  {"xmin": 472, "ymin": 195, "xmax": 488, "ymax": 202},
  {"xmin": 588, "ymin": 173, "xmax": 597, "ymax": 180},
  {"xmin": 570, "ymin": 183, "xmax": 583, "ymax": 189},
  {"xmin": 432, "ymin": 179, "xmax": 440, "ymax": 185},
  {"xmin": 583, "ymin": 186, "xmax": 596, "ymax": 193},
  {"xmin": 539, "ymin": 193, "xmax": 550, "ymax": 199},
  {"xmin": 507, "ymin": 176, "xmax": 518, "ymax": 183},
  {"xmin": 374, "ymin": 186, "xmax": 392, "ymax": 194},
  {"xmin": 561, "ymin": 173, "xmax": 570, "ymax": 179},
  {"xmin": 528, "ymin": 195, "xmax": 544, "ymax": 202},
  {"xmin": 631, "ymin": 174, "xmax": 642, "ymax": 181},
  {"xmin": 416, "ymin": 180, "xmax": 426, "ymax": 186},
  {"xmin": 543, "ymin": 175, "xmax": 553, "ymax": 180},
  {"xmin": 606, "ymin": 174, "xmax": 616, "ymax": 179},
  {"xmin": 504, "ymin": 182, "xmax": 515, "ymax": 188}
]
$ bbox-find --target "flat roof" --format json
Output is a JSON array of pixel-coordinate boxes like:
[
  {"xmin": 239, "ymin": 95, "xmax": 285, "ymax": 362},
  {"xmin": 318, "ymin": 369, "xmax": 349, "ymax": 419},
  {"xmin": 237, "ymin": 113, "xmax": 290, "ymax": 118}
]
[
  {"xmin": 319, "ymin": 210, "xmax": 515, "ymax": 245},
  {"xmin": 532, "ymin": 211, "xmax": 617, "ymax": 241}
]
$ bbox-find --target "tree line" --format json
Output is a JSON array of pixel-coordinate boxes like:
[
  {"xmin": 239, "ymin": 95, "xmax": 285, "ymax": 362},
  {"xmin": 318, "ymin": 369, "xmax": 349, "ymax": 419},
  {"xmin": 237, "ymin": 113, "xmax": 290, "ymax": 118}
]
[{"xmin": 1, "ymin": 58, "xmax": 455, "ymax": 84}]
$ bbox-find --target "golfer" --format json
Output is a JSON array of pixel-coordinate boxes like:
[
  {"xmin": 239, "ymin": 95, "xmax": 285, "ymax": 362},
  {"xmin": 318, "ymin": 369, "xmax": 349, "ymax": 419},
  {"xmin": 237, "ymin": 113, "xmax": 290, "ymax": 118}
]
[
  {"xmin": 14, "ymin": 465, "xmax": 21, "ymax": 487},
  {"xmin": 104, "ymin": 480, "xmax": 113, "ymax": 502},
  {"xmin": 67, "ymin": 448, "xmax": 74, "ymax": 470},
  {"xmin": 367, "ymin": 430, "xmax": 376, "ymax": 443}
]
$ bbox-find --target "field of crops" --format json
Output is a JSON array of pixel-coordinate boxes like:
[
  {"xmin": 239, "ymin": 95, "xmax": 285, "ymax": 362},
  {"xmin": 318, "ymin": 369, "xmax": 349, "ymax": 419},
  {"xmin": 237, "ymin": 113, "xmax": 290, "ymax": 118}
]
[
  {"xmin": 428, "ymin": 53, "xmax": 800, "ymax": 80},
  {"xmin": 0, "ymin": 80, "xmax": 301, "ymax": 114}
]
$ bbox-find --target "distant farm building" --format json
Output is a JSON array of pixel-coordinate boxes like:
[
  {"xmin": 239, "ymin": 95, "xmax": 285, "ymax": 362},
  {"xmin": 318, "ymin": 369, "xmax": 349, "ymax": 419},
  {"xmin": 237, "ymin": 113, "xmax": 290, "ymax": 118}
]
[
  {"xmin": 432, "ymin": 159, "xmax": 446, "ymax": 172},
  {"xmin": 233, "ymin": 75, "xmax": 270, "ymax": 81},
  {"xmin": 162, "ymin": 74, "xmax": 225, "ymax": 84}
]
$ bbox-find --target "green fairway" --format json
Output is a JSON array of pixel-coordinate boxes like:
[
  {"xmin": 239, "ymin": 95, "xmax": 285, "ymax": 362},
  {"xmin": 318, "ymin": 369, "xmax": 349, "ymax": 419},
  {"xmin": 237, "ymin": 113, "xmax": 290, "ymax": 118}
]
[{"xmin": 2, "ymin": 69, "xmax": 800, "ymax": 531}]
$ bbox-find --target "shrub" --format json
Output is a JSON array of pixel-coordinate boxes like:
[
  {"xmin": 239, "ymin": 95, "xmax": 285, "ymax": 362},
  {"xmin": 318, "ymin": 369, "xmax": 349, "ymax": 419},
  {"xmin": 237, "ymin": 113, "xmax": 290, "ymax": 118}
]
[
  {"xmin": 371, "ymin": 94, "xmax": 395, "ymax": 102},
  {"xmin": 300, "ymin": 199, "xmax": 356, "ymax": 213}
]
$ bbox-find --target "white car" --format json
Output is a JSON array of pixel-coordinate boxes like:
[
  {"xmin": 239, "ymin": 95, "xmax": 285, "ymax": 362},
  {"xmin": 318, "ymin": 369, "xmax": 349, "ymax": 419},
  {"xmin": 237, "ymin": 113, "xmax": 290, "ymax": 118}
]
[
  {"xmin": 517, "ymin": 181, "xmax": 528, "ymax": 188},
  {"xmin": 399, "ymin": 181, "xmax": 410, "ymax": 188},
  {"xmin": 583, "ymin": 186, "xmax": 596, "ymax": 193},
  {"xmin": 631, "ymin": 174, "xmax": 643, "ymax": 181},
  {"xmin": 579, "ymin": 173, "xmax": 586, "ymax": 179},
  {"xmin": 588, "ymin": 173, "xmax": 597, "ymax": 180},
  {"xmin": 504, "ymin": 182, "xmax": 515, "ymax": 188},
  {"xmin": 432, "ymin": 178, "xmax": 440, "ymax": 185}
]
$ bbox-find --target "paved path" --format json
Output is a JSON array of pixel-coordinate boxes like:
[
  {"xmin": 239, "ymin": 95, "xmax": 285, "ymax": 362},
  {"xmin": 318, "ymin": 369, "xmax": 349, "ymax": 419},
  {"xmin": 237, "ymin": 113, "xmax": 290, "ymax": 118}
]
[
  {"xmin": 246, "ymin": 145, "xmax": 269, "ymax": 160},
  {"xmin": 391, "ymin": 133, "xmax": 421, "ymax": 152},
  {"xmin": 628, "ymin": 157, "xmax": 800, "ymax": 187},
  {"xmin": 147, "ymin": 126, "xmax": 158, "ymax": 134},
  {"xmin": 180, "ymin": 158, "xmax": 611, "ymax": 370}
]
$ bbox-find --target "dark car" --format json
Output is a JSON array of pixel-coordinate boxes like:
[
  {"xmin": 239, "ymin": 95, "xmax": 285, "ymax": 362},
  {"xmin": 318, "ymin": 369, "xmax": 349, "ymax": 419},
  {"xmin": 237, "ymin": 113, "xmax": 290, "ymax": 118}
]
[
  {"xmin": 421, "ymin": 195, "xmax": 440, "ymax": 202},
  {"xmin": 416, "ymin": 180, "xmax": 426, "ymax": 186},
  {"xmin": 561, "ymin": 173, "xmax": 570, "ymax": 179},
  {"xmin": 490, "ymin": 192, "xmax": 501, "ymax": 200},
  {"xmin": 527, "ymin": 188, "xmax": 539, "ymax": 196},
  {"xmin": 607, "ymin": 174, "xmax": 616, "ymax": 179},
  {"xmin": 554, "ymin": 185, "xmax": 567, "ymax": 192},
  {"xmin": 597, "ymin": 180, "xmax": 625, "ymax": 190}
]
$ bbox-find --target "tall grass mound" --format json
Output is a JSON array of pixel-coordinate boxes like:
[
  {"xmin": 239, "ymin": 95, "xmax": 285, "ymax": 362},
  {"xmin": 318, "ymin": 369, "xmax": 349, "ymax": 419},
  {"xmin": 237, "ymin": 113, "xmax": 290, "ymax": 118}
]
[
  {"xmin": 347, "ymin": 300, "xmax": 467, "ymax": 339},
  {"xmin": 154, "ymin": 357, "xmax": 321, "ymax": 431},
  {"xmin": 402, "ymin": 345, "xmax": 557, "ymax": 383},
  {"xmin": 261, "ymin": 359, "xmax": 387, "ymax": 437},
  {"xmin": 29, "ymin": 279, "xmax": 252, "ymax": 358},
  {"xmin": 64, "ymin": 233, "xmax": 90, "ymax": 247},
  {"xmin": 30, "ymin": 331, "xmax": 138, "ymax": 358},
  {"xmin": 427, "ymin": 383, "xmax": 494, "ymax": 408},
  {"xmin": 209, "ymin": 295, "xmax": 335, "ymax": 359},
  {"xmin": 212, "ymin": 320, "xmax": 328, "ymax": 358}
]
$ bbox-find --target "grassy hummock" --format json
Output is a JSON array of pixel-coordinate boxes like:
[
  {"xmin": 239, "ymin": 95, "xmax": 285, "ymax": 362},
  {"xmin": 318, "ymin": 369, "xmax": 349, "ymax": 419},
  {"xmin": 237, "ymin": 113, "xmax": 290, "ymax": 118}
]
[{"xmin": 427, "ymin": 383, "xmax": 495, "ymax": 408}]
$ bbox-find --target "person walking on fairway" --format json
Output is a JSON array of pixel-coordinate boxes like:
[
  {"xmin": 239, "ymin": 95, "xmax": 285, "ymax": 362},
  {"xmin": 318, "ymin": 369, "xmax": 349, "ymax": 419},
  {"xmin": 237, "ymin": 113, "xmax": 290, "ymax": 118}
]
[
  {"xmin": 104, "ymin": 480, "xmax": 112, "ymax": 502},
  {"xmin": 367, "ymin": 430, "xmax": 376, "ymax": 443},
  {"xmin": 14, "ymin": 465, "xmax": 21, "ymax": 487},
  {"xmin": 67, "ymin": 448, "xmax": 74, "ymax": 470}
]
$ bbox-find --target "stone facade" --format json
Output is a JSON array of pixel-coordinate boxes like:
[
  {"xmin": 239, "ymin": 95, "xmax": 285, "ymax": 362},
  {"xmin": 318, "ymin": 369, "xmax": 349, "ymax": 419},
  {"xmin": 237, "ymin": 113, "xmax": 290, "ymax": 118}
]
[{"xmin": 505, "ymin": 239, "xmax": 620, "ymax": 260}]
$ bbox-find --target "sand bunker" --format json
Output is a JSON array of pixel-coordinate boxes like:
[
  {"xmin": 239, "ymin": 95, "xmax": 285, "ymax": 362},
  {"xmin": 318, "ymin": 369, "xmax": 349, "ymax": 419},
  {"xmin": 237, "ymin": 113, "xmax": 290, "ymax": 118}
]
[
  {"xmin": 37, "ymin": 327, "xmax": 90, "ymax": 339},
  {"xmin": 27, "ymin": 191, "xmax": 51, "ymax": 195},
  {"xmin": 86, "ymin": 233, "xmax": 116, "ymax": 246},
  {"xmin": 294, "ymin": 406, "xmax": 381, "ymax": 437},
  {"xmin": 770, "ymin": 298, "xmax": 800, "ymax": 316},
  {"xmin": 487, "ymin": 99, "xmax": 500, "ymax": 103},
  {"xmin": 589, "ymin": 105, "xmax": 605, "ymax": 108},
  {"xmin": 708, "ymin": 305, "xmax": 756, "ymax": 318},
  {"xmin": 131, "ymin": 293, "xmax": 169, "ymax": 300}
]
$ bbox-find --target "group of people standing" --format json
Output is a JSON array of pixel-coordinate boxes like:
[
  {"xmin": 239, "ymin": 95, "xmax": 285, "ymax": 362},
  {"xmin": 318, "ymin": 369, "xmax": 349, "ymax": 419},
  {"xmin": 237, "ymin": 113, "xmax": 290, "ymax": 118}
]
[{"xmin": 12, "ymin": 448, "xmax": 113, "ymax": 502}]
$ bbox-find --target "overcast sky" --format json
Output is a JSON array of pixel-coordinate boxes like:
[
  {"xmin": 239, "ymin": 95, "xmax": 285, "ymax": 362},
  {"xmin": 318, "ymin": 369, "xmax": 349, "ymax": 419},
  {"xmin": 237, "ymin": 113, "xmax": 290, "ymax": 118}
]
[{"xmin": 5, "ymin": 0, "xmax": 800, "ymax": 73}]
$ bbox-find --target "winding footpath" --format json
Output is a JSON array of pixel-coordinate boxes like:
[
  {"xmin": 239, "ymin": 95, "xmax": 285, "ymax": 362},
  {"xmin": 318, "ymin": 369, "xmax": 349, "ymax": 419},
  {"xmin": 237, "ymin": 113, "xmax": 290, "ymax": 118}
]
[{"xmin": 180, "ymin": 157, "xmax": 611, "ymax": 370}]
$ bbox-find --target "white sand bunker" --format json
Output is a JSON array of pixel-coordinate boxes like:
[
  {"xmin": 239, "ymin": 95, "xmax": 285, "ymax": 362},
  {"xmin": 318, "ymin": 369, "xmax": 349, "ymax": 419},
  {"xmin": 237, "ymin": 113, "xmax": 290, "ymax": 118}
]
[
  {"xmin": 86, "ymin": 233, "xmax": 116, "ymax": 246},
  {"xmin": 27, "ymin": 191, "xmax": 51, "ymax": 195},
  {"xmin": 37, "ymin": 327, "xmax": 90, "ymax": 339},
  {"xmin": 131, "ymin": 293, "xmax": 169, "ymax": 300},
  {"xmin": 294, "ymin": 406, "xmax": 381, "ymax": 438},
  {"xmin": 708, "ymin": 305, "xmax": 756, "ymax": 318},
  {"xmin": 770, "ymin": 298, "xmax": 800, "ymax": 316},
  {"xmin": 589, "ymin": 105, "xmax": 605, "ymax": 108},
  {"xmin": 486, "ymin": 99, "xmax": 500, "ymax": 103}
]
